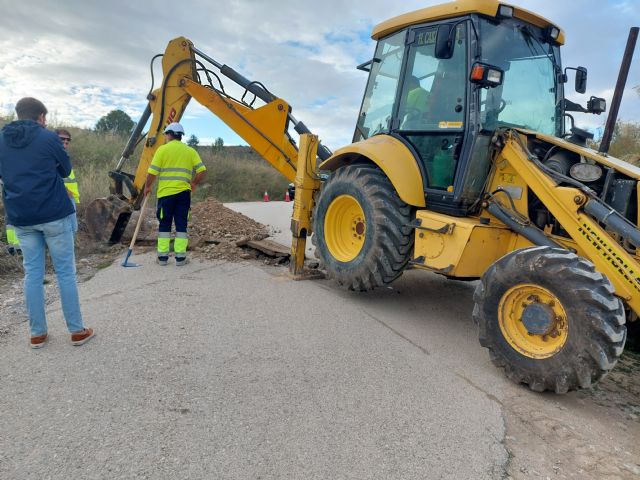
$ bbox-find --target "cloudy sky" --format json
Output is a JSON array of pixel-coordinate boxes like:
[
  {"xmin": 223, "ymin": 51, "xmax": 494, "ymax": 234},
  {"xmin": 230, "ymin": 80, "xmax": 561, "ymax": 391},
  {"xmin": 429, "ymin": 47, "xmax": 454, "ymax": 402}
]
[{"xmin": 0, "ymin": 0, "xmax": 638, "ymax": 149}]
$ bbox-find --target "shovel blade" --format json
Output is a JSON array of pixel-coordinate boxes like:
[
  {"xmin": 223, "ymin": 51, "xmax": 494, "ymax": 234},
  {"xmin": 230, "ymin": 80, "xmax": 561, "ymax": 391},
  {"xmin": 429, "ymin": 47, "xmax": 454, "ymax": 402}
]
[{"xmin": 121, "ymin": 249, "xmax": 142, "ymax": 268}]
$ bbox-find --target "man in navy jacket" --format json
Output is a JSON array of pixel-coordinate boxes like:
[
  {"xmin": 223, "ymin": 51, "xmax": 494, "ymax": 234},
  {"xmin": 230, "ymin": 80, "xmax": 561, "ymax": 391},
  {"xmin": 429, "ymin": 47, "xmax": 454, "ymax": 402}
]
[{"xmin": 0, "ymin": 97, "xmax": 93, "ymax": 348}]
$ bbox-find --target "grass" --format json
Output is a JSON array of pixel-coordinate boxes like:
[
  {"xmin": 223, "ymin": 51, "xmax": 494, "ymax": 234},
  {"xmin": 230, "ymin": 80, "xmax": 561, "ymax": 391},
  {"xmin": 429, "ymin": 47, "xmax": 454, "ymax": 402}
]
[
  {"xmin": 195, "ymin": 147, "xmax": 290, "ymax": 202},
  {"xmin": 68, "ymin": 132, "xmax": 290, "ymax": 209}
]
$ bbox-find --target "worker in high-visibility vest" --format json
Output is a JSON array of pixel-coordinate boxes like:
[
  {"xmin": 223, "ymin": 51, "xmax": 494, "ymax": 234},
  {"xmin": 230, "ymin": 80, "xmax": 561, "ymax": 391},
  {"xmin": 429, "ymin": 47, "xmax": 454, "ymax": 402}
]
[
  {"xmin": 54, "ymin": 129, "xmax": 79, "ymax": 233},
  {"xmin": 5, "ymin": 223, "xmax": 21, "ymax": 255},
  {"xmin": 2, "ymin": 180, "xmax": 21, "ymax": 255},
  {"xmin": 144, "ymin": 122, "xmax": 206, "ymax": 266}
]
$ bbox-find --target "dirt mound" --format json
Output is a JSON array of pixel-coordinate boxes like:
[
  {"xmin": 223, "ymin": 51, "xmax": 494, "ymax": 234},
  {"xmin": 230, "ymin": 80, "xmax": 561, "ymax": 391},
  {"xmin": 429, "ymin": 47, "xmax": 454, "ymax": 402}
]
[
  {"xmin": 114, "ymin": 196, "xmax": 269, "ymax": 262},
  {"xmin": 190, "ymin": 197, "xmax": 267, "ymax": 240},
  {"xmin": 188, "ymin": 197, "xmax": 269, "ymax": 261}
]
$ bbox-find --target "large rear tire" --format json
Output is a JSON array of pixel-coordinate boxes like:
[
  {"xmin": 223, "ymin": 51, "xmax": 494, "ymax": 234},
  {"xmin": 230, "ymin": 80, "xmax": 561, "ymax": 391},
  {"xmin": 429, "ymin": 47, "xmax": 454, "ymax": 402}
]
[
  {"xmin": 313, "ymin": 165, "xmax": 414, "ymax": 291},
  {"xmin": 473, "ymin": 246, "xmax": 626, "ymax": 393}
]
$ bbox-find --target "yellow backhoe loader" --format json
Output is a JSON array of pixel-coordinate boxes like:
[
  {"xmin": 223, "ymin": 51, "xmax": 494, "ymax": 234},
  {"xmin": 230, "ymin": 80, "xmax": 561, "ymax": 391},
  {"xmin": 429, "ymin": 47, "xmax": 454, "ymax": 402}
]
[{"xmin": 86, "ymin": 0, "xmax": 639, "ymax": 393}]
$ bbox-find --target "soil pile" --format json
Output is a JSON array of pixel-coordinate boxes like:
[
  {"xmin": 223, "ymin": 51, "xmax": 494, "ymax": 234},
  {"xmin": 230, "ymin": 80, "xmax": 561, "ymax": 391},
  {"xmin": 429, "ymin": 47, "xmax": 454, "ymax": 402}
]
[
  {"xmin": 115, "ymin": 197, "xmax": 270, "ymax": 262},
  {"xmin": 188, "ymin": 197, "xmax": 269, "ymax": 261}
]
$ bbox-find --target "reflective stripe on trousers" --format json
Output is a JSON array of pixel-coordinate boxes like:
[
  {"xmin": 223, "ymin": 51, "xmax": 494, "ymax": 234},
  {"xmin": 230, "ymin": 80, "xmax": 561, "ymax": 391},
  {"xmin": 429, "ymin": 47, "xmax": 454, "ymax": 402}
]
[
  {"xmin": 157, "ymin": 232, "xmax": 171, "ymax": 255},
  {"xmin": 174, "ymin": 232, "xmax": 188, "ymax": 256}
]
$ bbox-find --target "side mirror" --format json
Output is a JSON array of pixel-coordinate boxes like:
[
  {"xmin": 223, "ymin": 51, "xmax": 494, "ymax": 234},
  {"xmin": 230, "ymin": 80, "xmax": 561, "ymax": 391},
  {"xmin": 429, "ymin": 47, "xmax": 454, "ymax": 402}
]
[
  {"xmin": 435, "ymin": 24, "xmax": 454, "ymax": 59},
  {"xmin": 575, "ymin": 66, "xmax": 587, "ymax": 94},
  {"xmin": 356, "ymin": 57, "xmax": 380, "ymax": 73}
]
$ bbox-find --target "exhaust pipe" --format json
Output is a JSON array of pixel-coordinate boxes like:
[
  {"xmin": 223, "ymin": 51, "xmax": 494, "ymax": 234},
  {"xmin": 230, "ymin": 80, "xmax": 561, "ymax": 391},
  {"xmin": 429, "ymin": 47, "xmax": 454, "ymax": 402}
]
[{"xmin": 599, "ymin": 27, "xmax": 639, "ymax": 154}]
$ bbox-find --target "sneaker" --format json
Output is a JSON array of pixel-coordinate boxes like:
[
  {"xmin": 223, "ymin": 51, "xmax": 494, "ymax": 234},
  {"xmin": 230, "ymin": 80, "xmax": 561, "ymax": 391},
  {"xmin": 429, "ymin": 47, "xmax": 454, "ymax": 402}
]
[
  {"xmin": 71, "ymin": 328, "xmax": 95, "ymax": 346},
  {"xmin": 30, "ymin": 333, "xmax": 48, "ymax": 349},
  {"xmin": 157, "ymin": 256, "xmax": 169, "ymax": 266},
  {"xmin": 175, "ymin": 257, "xmax": 188, "ymax": 266}
]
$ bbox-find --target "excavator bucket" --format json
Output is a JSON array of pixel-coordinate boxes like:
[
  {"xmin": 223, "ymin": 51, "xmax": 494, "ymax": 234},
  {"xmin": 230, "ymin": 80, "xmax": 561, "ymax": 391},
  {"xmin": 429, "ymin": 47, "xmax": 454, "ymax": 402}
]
[{"xmin": 85, "ymin": 195, "xmax": 132, "ymax": 244}]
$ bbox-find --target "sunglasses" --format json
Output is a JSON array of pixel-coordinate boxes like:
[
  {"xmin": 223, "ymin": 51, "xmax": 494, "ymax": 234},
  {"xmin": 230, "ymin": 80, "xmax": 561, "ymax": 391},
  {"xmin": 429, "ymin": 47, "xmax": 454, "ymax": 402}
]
[{"xmin": 59, "ymin": 137, "xmax": 71, "ymax": 143}]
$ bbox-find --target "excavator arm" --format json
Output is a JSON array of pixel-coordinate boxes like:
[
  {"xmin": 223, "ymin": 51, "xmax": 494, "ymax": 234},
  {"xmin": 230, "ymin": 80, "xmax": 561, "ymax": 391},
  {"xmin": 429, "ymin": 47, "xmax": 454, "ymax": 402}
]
[
  {"xmin": 86, "ymin": 37, "xmax": 330, "ymax": 273},
  {"xmin": 488, "ymin": 129, "xmax": 640, "ymax": 316}
]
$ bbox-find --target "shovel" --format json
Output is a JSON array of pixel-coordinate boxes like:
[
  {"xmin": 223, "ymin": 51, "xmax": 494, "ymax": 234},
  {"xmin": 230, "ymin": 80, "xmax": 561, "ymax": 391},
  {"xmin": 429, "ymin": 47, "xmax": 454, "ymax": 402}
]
[{"xmin": 121, "ymin": 194, "xmax": 150, "ymax": 267}]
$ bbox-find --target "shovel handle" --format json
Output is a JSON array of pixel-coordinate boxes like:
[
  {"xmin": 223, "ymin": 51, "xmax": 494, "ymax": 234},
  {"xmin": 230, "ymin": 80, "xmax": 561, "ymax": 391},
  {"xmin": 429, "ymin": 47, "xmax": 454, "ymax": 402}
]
[{"xmin": 128, "ymin": 194, "xmax": 150, "ymax": 250}]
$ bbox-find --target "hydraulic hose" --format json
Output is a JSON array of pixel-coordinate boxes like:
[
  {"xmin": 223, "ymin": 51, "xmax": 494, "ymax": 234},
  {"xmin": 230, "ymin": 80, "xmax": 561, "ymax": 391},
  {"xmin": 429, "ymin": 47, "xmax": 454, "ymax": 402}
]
[
  {"xmin": 486, "ymin": 202, "xmax": 563, "ymax": 249},
  {"xmin": 584, "ymin": 199, "xmax": 640, "ymax": 248}
]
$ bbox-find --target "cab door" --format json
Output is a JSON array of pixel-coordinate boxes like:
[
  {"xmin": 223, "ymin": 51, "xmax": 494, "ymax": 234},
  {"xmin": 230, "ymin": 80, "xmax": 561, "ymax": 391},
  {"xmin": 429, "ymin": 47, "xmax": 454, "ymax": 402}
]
[{"xmin": 396, "ymin": 23, "xmax": 468, "ymax": 195}]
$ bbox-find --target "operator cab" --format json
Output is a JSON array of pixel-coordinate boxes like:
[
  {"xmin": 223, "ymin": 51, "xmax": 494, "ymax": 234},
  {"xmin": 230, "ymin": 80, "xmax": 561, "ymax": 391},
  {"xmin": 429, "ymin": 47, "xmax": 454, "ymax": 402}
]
[{"xmin": 354, "ymin": 2, "xmax": 569, "ymax": 216}]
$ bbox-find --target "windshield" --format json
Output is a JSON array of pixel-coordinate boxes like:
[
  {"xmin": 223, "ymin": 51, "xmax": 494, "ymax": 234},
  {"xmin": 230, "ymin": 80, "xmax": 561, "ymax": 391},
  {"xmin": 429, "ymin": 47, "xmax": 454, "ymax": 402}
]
[
  {"xmin": 478, "ymin": 18, "xmax": 562, "ymax": 136},
  {"xmin": 354, "ymin": 30, "xmax": 405, "ymax": 141}
]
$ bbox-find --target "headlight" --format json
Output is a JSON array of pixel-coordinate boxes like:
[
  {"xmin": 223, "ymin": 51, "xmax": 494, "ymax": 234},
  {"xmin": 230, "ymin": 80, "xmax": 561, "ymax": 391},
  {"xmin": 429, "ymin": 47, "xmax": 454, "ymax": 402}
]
[{"xmin": 497, "ymin": 5, "xmax": 514, "ymax": 18}]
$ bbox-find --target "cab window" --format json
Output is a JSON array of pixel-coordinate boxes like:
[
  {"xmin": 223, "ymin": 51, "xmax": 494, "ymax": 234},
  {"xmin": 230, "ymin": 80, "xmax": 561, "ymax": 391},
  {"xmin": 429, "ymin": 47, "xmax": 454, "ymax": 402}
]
[
  {"xmin": 398, "ymin": 24, "xmax": 467, "ymax": 132},
  {"xmin": 400, "ymin": 23, "xmax": 467, "ymax": 191},
  {"xmin": 355, "ymin": 31, "xmax": 406, "ymax": 140}
]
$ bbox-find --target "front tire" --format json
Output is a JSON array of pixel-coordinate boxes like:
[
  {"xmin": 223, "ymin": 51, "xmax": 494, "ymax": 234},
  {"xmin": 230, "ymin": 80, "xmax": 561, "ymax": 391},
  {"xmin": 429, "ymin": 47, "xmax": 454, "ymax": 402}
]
[
  {"xmin": 473, "ymin": 246, "xmax": 626, "ymax": 393},
  {"xmin": 313, "ymin": 165, "xmax": 414, "ymax": 291}
]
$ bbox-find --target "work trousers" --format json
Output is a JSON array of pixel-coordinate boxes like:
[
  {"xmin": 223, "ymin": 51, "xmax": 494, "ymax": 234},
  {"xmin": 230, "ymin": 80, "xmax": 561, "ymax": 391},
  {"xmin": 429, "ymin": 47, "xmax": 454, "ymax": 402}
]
[{"xmin": 156, "ymin": 190, "xmax": 191, "ymax": 260}]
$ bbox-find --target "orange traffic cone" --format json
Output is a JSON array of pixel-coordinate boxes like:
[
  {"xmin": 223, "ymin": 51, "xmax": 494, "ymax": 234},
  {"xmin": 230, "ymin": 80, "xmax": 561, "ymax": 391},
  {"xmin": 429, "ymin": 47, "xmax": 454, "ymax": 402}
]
[
  {"xmin": 284, "ymin": 190, "xmax": 291, "ymax": 202},
  {"xmin": 263, "ymin": 191, "xmax": 270, "ymax": 202}
]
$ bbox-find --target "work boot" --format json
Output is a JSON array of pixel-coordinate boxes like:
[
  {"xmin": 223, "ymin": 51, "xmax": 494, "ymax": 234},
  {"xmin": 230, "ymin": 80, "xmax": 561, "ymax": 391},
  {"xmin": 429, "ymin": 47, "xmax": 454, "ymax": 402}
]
[
  {"xmin": 7, "ymin": 246, "xmax": 16, "ymax": 256},
  {"xmin": 71, "ymin": 328, "xmax": 95, "ymax": 346},
  {"xmin": 30, "ymin": 333, "xmax": 48, "ymax": 349},
  {"xmin": 157, "ymin": 256, "xmax": 169, "ymax": 266},
  {"xmin": 175, "ymin": 256, "xmax": 188, "ymax": 266}
]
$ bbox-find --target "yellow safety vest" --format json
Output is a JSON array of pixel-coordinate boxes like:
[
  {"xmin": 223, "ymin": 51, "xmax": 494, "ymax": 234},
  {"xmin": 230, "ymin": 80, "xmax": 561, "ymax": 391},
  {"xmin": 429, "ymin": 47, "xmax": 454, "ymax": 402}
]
[
  {"xmin": 148, "ymin": 140, "xmax": 206, "ymax": 198},
  {"xmin": 64, "ymin": 169, "xmax": 80, "ymax": 204},
  {"xmin": 5, "ymin": 225, "xmax": 19, "ymax": 246}
]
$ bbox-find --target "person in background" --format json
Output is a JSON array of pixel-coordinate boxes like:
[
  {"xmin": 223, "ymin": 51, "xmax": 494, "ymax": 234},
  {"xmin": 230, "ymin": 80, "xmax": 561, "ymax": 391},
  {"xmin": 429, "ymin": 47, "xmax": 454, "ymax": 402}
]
[
  {"xmin": 2, "ymin": 178, "xmax": 21, "ymax": 255},
  {"xmin": 401, "ymin": 75, "xmax": 430, "ymax": 129},
  {"xmin": 54, "ymin": 128, "xmax": 80, "ymax": 233},
  {"xmin": 144, "ymin": 122, "xmax": 206, "ymax": 266},
  {"xmin": 0, "ymin": 97, "xmax": 93, "ymax": 349},
  {"xmin": 5, "ymin": 222, "xmax": 20, "ymax": 255}
]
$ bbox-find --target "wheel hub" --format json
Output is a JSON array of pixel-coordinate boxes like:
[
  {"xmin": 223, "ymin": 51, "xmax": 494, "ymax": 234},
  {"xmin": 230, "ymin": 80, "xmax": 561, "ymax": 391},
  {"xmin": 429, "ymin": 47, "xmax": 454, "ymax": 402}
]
[
  {"xmin": 521, "ymin": 303, "xmax": 555, "ymax": 335},
  {"xmin": 498, "ymin": 284, "xmax": 569, "ymax": 359}
]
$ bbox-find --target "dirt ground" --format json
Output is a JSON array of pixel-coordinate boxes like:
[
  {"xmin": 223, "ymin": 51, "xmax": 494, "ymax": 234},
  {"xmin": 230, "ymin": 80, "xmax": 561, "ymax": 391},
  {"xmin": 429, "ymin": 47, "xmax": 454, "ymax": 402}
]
[
  {"xmin": 1, "ymin": 198, "xmax": 639, "ymax": 479},
  {"xmin": 111, "ymin": 197, "xmax": 273, "ymax": 262}
]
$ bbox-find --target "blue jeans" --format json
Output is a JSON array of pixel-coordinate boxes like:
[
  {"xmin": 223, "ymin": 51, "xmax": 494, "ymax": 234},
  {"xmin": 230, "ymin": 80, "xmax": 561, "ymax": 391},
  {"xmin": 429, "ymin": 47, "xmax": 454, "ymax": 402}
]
[
  {"xmin": 14, "ymin": 214, "xmax": 85, "ymax": 337},
  {"xmin": 71, "ymin": 201, "xmax": 78, "ymax": 234}
]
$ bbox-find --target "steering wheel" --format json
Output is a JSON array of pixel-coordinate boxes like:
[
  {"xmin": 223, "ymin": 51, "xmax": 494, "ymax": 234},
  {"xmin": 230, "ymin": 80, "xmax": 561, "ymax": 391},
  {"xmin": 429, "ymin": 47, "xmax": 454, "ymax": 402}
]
[{"xmin": 401, "ymin": 107, "xmax": 425, "ymax": 129}]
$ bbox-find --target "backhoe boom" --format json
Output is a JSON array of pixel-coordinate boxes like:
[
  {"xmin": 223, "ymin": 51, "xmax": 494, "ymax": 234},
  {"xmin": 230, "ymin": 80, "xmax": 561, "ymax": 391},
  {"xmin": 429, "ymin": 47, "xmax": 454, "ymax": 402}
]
[{"xmin": 87, "ymin": 37, "xmax": 329, "ymax": 245}]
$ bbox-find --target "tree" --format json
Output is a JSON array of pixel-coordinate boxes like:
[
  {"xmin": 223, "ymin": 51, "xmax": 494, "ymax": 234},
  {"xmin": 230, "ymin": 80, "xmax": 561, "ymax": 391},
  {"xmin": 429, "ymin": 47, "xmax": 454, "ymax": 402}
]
[
  {"xmin": 95, "ymin": 109, "xmax": 135, "ymax": 135},
  {"xmin": 609, "ymin": 121, "xmax": 640, "ymax": 161},
  {"xmin": 187, "ymin": 134, "xmax": 199, "ymax": 147},
  {"xmin": 212, "ymin": 137, "xmax": 224, "ymax": 154}
]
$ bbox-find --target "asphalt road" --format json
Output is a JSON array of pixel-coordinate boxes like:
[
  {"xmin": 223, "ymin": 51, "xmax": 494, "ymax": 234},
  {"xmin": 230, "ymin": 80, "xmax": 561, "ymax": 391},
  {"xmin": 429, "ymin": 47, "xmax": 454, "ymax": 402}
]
[
  {"xmin": 225, "ymin": 200, "xmax": 315, "ymax": 256},
  {"xmin": 1, "ymin": 201, "xmax": 638, "ymax": 479}
]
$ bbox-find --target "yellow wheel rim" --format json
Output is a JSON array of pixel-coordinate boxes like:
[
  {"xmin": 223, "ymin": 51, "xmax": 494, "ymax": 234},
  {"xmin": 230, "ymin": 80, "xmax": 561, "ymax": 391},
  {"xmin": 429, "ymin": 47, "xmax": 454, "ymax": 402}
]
[
  {"xmin": 498, "ymin": 284, "xmax": 569, "ymax": 359},
  {"xmin": 324, "ymin": 194, "xmax": 366, "ymax": 262}
]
